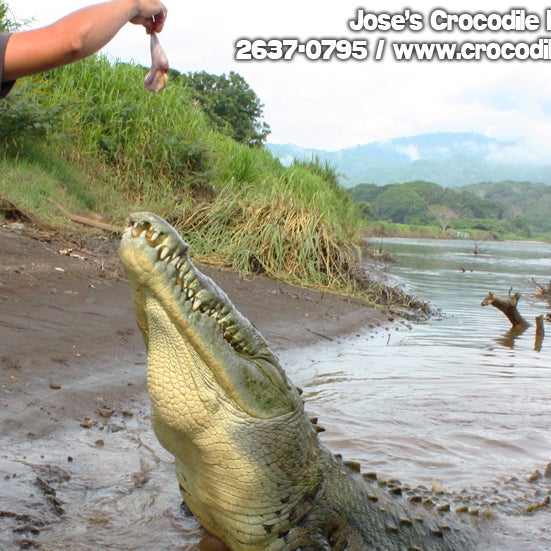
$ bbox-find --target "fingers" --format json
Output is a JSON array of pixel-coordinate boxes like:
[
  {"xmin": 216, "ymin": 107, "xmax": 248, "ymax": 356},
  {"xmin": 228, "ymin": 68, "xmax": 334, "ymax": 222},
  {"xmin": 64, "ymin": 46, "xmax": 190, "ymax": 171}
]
[
  {"xmin": 130, "ymin": 2, "xmax": 167, "ymax": 34},
  {"xmin": 152, "ymin": 5, "xmax": 167, "ymax": 33}
]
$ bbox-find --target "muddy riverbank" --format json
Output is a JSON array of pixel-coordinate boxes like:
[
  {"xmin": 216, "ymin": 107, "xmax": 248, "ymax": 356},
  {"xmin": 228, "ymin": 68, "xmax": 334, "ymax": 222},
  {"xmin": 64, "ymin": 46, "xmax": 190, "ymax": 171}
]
[{"xmin": 0, "ymin": 226, "xmax": 393, "ymax": 550}]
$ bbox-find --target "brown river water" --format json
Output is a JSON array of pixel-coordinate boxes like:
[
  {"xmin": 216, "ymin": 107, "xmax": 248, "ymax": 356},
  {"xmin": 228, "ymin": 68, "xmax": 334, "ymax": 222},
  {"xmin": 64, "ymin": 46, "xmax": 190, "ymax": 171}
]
[{"xmin": 2, "ymin": 238, "xmax": 550, "ymax": 550}]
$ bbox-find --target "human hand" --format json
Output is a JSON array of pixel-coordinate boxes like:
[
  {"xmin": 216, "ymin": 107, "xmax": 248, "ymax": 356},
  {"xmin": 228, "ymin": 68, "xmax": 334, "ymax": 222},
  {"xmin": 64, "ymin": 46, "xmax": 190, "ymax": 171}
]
[{"xmin": 129, "ymin": 0, "xmax": 167, "ymax": 34}]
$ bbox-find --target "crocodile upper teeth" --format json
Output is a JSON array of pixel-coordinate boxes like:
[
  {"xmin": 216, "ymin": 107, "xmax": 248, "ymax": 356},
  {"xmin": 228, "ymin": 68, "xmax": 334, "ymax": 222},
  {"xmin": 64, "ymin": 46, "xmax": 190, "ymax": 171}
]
[{"xmin": 132, "ymin": 220, "xmax": 247, "ymax": 355}]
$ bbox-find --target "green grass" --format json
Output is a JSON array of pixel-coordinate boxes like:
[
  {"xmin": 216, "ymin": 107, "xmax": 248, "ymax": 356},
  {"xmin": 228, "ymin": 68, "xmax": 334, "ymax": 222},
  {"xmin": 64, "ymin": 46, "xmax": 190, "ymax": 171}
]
[
  {"xmin": 364, "ymin": 221, "xmax": 551, "ymax": 242},
  {"xmin": 0, "ymin": 159, "xmax": 87, "ymax": 228},
  {"xmin": 176, "ymin": 182, "xmax": 359, "ymax": 287},
  {"xmin": 0, "ymin": 55, "xmax": 387, "ymax": 301},
  {"xmin": 365, "ymin": 221, "xmax": 499, "ymax": 241}
]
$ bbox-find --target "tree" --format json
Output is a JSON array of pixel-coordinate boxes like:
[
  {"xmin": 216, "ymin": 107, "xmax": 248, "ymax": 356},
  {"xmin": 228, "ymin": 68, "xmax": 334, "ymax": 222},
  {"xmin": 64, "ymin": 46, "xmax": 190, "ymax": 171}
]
[
  {"xmin": 404, "ymin": 180, "xmax": 443, "ymax": 202},
  {"xmin": 428, "ymin": 204, "xmax": 459, "ymax": 232},
  {"xmin": 0, "ymin": 1, "xmax": 15, "ymax": 32},
  {"xmin": 355, "ymin": 200, "xmax": 373, "ymax": 221},
  {"xmin": 184, "ymin": 71, "xmax": 270, "ymax": 147},
  {"xmin": 0, "ymin": 1, "xmax": 31, "ymax": 32},
  {"xmin": 373, "ymin": 185, "xmax": 428, "ymax": 224},
  {"xmin": 348, "ymin": 183, "xmax": 380, "ymax": 203}
]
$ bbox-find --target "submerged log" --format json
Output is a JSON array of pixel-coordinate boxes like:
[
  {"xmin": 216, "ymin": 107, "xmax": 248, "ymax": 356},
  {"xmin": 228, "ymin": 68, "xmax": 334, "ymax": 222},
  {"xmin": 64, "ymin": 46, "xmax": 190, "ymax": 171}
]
[
  {"xmin": 481, "ymin": 289, "xmax": 529, "ymax": 328},
  {"xmin": 535, "ymin": 315, "xmax": 545, "ymax": 352}
]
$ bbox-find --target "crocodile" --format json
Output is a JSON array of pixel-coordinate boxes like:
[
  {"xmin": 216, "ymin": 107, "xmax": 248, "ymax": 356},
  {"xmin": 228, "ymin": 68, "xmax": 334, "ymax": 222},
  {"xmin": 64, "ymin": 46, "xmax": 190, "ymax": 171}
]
[{"xmin": 118, "ymin": 212, "xmax": 546, "ymax": 550}]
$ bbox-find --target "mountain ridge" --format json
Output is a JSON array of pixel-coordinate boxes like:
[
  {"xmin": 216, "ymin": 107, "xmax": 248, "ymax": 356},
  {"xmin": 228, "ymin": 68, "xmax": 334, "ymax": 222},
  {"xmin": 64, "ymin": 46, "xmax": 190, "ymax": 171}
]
[{"xmin": 266, "ymin": 132, "xmax": 551, "ymax": 188}]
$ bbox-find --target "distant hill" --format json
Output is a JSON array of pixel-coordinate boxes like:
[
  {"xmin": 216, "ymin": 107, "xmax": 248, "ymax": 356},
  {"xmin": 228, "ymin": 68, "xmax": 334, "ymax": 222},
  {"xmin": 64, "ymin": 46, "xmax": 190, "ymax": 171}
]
[
  {"xmin": 462, "ymin": 181, "xmax": 551, "ymax": 235},
  {"xmin": 267, "ymin": 132, "xmax": 551, "ymax": 188}
]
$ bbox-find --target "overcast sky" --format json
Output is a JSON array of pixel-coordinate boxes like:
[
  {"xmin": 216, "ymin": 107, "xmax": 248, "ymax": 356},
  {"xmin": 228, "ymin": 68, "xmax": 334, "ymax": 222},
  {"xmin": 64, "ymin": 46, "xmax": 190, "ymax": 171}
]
[{"xmin": 11, "ymin": 1, "xmax": 551, "ymax": 161}]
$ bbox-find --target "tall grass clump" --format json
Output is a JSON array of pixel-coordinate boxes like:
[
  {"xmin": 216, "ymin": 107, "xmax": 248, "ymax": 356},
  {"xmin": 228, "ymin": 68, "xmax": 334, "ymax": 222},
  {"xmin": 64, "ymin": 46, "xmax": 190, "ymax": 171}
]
[
  {"xmin": 291, "ymin": 156, "xmax": 342, "ymax": 191},
  {"xmin": 162, "ymin": 129, "xmax": 369, "ymax": 294},
  {"xmin": 175, "ymin": 189, "xmax": 359, "ymax": 290},
  {"xmin": 173, "ymin": 154, "xmax": 365, "ymax": 293}
]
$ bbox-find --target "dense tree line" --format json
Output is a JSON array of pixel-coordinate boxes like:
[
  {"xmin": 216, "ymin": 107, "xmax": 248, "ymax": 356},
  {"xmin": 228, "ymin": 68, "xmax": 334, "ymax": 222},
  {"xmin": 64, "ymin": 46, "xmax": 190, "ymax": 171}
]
[{"xmin": 348, "ymin": 180, "xmax": 551, "ymax": 238}]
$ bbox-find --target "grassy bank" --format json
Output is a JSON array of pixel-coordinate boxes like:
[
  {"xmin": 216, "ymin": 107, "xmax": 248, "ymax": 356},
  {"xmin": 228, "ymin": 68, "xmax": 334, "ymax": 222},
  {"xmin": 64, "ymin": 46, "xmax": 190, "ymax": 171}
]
[
  {"xmin": 366, "ymin": 221, "xmax": 497, "ymax": 240},
  {"xmin": 1, "ymin": 56, "xmax": 419, "ymax": 307}
]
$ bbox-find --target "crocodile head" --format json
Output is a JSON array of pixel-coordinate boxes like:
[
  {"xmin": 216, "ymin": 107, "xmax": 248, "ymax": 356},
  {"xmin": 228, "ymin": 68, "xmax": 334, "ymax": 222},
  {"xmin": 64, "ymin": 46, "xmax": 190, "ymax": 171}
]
[
  {"xmin": 119, "ymin": 212, "xmax": 300, "ymax": 418},
  {"xmin": 119, "ymin": 212, "xmax": 317, "ymax": 548}
]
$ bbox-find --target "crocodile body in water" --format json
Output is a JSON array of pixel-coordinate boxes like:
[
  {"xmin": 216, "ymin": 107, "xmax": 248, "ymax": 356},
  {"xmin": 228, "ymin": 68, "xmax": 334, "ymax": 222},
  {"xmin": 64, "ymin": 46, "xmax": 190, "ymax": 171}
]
[{"xmin": 119, "ymin": 212, "xmax": 549, "ymax": 550}]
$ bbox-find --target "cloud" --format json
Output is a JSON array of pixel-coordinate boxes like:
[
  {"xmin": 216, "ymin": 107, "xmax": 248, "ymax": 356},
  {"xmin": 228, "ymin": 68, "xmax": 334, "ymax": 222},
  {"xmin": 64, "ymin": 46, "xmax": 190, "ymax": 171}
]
[{"xmin": 395, "ymin": 144, "xmax": 421, "ymax": 161}]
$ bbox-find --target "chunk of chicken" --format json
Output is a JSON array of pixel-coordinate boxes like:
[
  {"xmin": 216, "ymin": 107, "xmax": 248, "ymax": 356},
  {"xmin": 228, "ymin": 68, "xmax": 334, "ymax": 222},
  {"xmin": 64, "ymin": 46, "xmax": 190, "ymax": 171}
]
[{"xmin": 145, "ymin": 33, "xmax": 169, "ymax": 93}]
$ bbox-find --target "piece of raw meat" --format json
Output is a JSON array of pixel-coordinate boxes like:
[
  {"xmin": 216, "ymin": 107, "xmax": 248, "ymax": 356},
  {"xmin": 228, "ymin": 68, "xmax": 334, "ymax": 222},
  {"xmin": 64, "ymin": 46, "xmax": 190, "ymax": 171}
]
[{"xmin": 145, "ymin": 33, "xmax": 169, "ymax": 93}]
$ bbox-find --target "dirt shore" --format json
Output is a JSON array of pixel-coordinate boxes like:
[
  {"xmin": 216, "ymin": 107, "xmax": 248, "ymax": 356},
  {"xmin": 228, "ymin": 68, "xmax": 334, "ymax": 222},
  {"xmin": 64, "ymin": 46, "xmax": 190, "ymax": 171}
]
[
  {"xmin": 0, "ymin": 225, "xmax": 391, "ymax": 436},
  {"xmin": 0, "ymin": 225, "xmax": 394, "ymax": 549}
]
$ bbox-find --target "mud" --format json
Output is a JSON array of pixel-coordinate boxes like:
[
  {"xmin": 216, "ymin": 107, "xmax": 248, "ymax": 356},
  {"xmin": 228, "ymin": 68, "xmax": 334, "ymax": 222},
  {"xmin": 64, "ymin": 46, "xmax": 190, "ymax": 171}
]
[{"xmin": 0, "ymin": 225, "xmax": 390, "ymax": 550}]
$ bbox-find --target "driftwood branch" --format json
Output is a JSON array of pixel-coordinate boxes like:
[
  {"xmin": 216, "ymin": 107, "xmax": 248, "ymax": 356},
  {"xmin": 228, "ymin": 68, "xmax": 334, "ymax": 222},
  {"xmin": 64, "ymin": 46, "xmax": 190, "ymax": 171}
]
[
  {"xmin": 481, "ymin": 289, "xmax": 529, "ymax": 328},
  {"xmin": 531, "ymin": 278, "xmax": 551, "ymax": 300},
  {"xmin": 482, "ymin": 289, "xmax": 547, "ymax": 350},
  {"xmin": 49, "ymin": 199, "xmax": 123, "ymax": 234},
  {"xmin": 535, "ymin": 315, "xmax": 545, "ymax": 352}
]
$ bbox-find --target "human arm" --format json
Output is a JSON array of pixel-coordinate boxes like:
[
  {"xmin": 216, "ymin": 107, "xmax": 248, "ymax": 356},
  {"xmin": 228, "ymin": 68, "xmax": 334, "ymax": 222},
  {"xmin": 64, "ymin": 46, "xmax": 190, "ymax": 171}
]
[{"xmin": 2, "ymin": 0, "xmax": 167, "ymax": 81}]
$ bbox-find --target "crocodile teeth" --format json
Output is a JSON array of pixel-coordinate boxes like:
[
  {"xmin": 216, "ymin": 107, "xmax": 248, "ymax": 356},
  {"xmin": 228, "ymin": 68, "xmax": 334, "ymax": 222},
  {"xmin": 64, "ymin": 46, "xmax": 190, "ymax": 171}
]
[
  {"xmin": 224, "ymin": 325, "xmax": 238, "ymax": 338},
  {"xmin": 158, "ymin": 247, "xmax": 170, "ymax": 261},
  {"xmin": 131, "ymin": 221, "xmax": 254, "ymax": 356},
  {"xmin": 130, "ymin": 224, "xmax": 139, "ymax": 237},
  {"xmin": 170, "ymin": 255, "xmax": 182, "ymax": 268}
]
